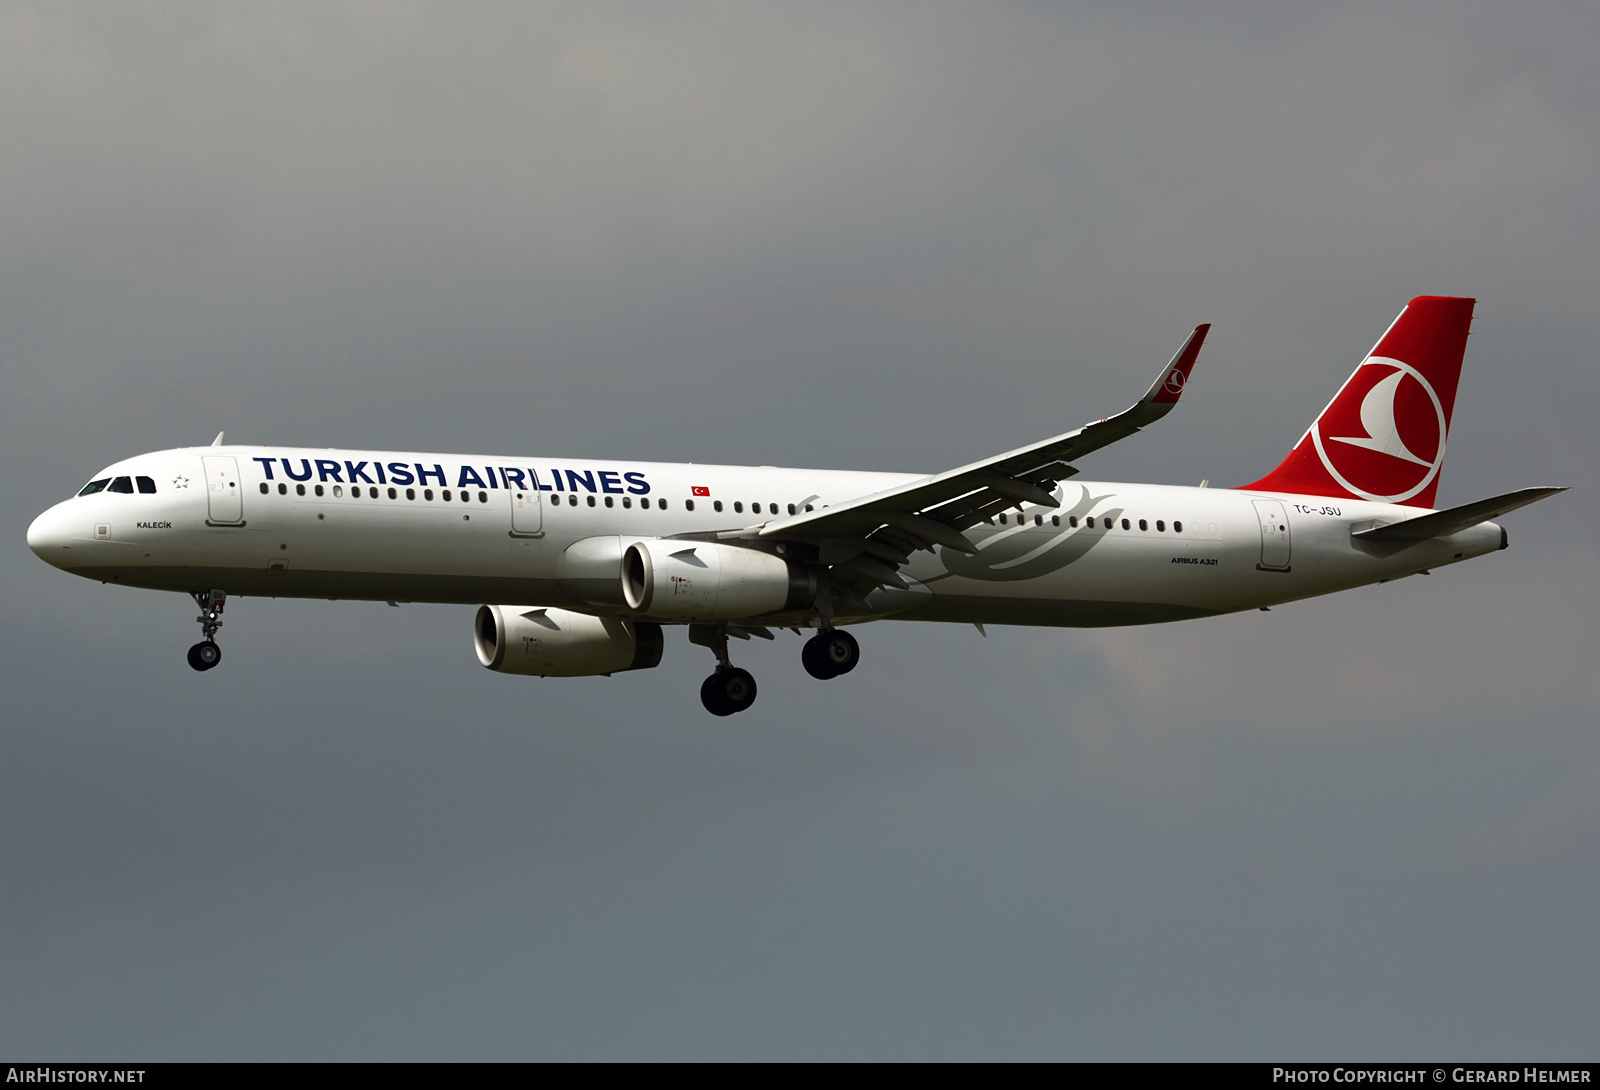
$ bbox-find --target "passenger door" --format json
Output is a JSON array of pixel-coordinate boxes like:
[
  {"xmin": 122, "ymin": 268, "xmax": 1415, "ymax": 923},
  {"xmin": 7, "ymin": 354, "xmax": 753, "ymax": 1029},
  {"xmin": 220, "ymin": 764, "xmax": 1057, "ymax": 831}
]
[
  {"xmin": 1252, "ymin": 499, "xmax": 1291, "ymax": 571},
  {"xmin": 202, "ymin": 455, "xmax": 245, "ymax": 525}
]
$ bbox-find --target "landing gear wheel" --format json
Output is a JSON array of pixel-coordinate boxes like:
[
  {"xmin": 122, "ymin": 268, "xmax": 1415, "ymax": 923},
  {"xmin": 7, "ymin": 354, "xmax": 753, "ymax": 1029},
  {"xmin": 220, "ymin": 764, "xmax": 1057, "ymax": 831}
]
[
  {"xmin": 700, "ymin": 667, "xmax": 758, "ymax": 716},
  {"xmin": 825, "ymin": 624, "xmax": 864, "ymax": 675},
  {"xmin": 802, "ymin": 635, "xmax": 839, "ymax": 680},
  {"xmin": 187, "ymin": 640, "xmax": 222, "ymax": 672}
]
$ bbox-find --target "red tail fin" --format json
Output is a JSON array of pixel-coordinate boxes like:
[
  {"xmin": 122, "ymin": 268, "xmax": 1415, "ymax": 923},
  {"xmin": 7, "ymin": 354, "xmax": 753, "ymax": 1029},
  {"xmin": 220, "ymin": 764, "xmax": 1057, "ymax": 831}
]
[{"xmin": 1241, "ymin": 296, "xmax": 1474, "ymax": 507}]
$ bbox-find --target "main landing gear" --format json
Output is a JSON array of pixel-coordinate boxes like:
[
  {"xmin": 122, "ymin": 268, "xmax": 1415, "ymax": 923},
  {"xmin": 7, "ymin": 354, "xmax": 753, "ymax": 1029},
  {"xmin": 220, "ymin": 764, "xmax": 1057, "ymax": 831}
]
[
  {"xmin": 690, "ymin": 625, "xmax": 758, "ymax": 716},
  {"xmin": 701, "ymin": 667, "xmax": 757, "ymax": 717},
  {"xmin": 688, "ymin": 624, "xmax": 863, "ymax": 715},
  {"xmin": 802, "ymin": 628, "xmax": 859, "ymax": 680},
  {"xmin": 187, "ymin": 589, "xmax": 226, "ymax": 672}
]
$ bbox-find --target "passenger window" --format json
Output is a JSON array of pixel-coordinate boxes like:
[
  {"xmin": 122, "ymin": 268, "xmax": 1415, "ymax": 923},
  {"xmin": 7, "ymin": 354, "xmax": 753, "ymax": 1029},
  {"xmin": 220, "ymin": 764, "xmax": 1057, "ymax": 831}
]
[
  {"xmin": 586, "ymin": 495, "xmax": 595, "ymax": 507},
  {"xmin": 315, "ymin": 484, "xmax": 325, "ymax": 497},
  {"xmin": 605, "ymin": 496, "xmax": 614, "ymax": 508},
  {"xmin": 1174, "ymin": 520, "xmax": 1183, "ymax": 533},
  {"xmin": 1156, "ymin": 520, "xmax": 1165, "ymax": 532},
  {"xmin": 279, "ymin": 483, "xmax": 287, "ymax": 495},
  {"xmin": 297, "ymin": 484, "xmax": 307, "ymax": 496},
  {"xmin": 1139, "ymin": 519, "xmax": 1147, "ymax": 531},
  {"xmin": 787, "ymin": 504, "xmax": 796, "ymax": 515},
  {"xmin": 658, "ymin": 499, "xmax": 667, "ymax": 510},
  {"xmin": 136, "ymin": 476, "xmax": 156, "ymax": 494},
  {"xmin": 442, "ymin": 489, "xmax": 452, "ymax": 502},
  {"xmin": 622, "ymin": 496, "xmax": 631, "ymax": 508},
  {"xmin": 334, "ymin": 485, "xmax": 344, "ymax": 498},
  {"xmin": 78, "ymin": 478, "xmax": 111, "ymax": 496},
  {"xmin": 479, "ymin": 492, "xmax": 488, "ymax": 503},
  {"xmin": 388, "ymin": 487, "xmax": 397, "ymax": 499},
  {"xmin": 424, "ymin": 489, "xmax": 434, "ymax": 500},
  {"xmin": 259, "ymin": 483, "xmax": 269, "ymax": 494},
  {"xmin": 999, "ymin": 513, "xmax": 1008, "ymax": 524},
  {"xmin": 109, "ymin": 476, "xmax": 134, "ymax": 494},
  {"xmin": 1035, "ymin": 515, "xmax": 1043, "ymax": 526},
  {"xmin": 714, "ymin": 501, "xmax": 723, "ymax": 513},
  {"xmin": 805, "ymin": 505, "xmax": 814, "ymax": 512},
  {"xmin": 1051, "ymin": 516, "xmax": 1059, "ymax": 526},
  {"xmin": 686, "ymin": 500, "xmax": 696, "ymax": 511},
  {"xmin": 406, "ymin": 488, "xmax": 415, "ymax": 500},
  {"xmin": 1086, "ymin": 517, "xmax": 1095, "ymax": 528},
  {"xmin": 1121, "ymin": 518, "xmax": 1130, "ymax": 530},
  {"xmin": 1070, "ymin": 516, "xmax": 1078, "ymax": 527},
  {"xmin": 734, "ymin": 502, "xmax": 743, "ymax": 513}
]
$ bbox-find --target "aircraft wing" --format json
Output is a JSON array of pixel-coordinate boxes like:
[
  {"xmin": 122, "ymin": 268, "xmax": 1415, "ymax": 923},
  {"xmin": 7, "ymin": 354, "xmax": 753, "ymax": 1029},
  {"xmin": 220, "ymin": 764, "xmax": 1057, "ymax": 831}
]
[{"xmin": 735, "ymin": 324, "xmax": 1210, "ymax": 589}]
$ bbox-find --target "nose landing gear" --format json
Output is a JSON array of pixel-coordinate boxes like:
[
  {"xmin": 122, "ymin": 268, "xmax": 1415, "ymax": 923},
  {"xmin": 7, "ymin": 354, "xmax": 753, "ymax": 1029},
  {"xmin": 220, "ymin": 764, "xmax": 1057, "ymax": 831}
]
[
  {"xmin": 188, "ymin": 589, "xmax": 225, "ymax": 672},
  {"xmin": 802, "ymin": 628, "xmax": 859, "ymax": 680}
]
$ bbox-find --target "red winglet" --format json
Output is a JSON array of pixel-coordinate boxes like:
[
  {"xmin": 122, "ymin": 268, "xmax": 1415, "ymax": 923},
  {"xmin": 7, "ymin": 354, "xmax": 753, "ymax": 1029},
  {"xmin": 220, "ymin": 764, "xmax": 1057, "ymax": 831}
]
[{"xmin": 1149, "ymin": 323, "xmax": 1210, "ymax": 405}]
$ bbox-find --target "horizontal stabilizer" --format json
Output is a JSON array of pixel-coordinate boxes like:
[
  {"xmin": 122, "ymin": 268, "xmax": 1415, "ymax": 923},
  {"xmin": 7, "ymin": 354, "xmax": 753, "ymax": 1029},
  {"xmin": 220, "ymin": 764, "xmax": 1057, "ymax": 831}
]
[{"xmin": 1352, "ymin": 487, "xmax": 1566, "ymax": 544}]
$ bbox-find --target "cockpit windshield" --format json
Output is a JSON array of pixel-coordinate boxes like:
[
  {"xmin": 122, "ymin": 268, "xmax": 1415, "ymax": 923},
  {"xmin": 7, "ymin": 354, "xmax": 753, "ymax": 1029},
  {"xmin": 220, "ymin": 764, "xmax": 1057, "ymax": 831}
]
[{"xmin": 77, "ymin": 475, "xmax": 156, "ymax": 497}]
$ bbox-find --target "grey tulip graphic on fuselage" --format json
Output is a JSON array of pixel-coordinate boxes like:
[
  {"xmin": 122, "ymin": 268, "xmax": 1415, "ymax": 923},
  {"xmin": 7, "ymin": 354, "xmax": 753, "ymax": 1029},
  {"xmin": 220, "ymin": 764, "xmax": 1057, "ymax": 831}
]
[{"xmin": 930, "ymin": 486, "xmax": 1122, "ymax": 583}]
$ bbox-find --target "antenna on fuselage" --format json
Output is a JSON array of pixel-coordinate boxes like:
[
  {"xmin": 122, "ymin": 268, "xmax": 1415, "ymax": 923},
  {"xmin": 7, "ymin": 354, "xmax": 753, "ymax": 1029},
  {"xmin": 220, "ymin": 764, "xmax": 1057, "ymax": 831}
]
[{"xmin": 211, "ymin": 431, "xmax": 225, "ymax": 446}]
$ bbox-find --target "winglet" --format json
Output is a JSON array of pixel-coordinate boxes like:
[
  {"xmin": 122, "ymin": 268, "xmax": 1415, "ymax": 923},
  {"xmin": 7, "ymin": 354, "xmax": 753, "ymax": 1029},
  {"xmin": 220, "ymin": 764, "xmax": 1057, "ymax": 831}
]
[
  {"xmin": 1140, "ymin": 323, "xmax": 1210, "ymax": 409},
  {"xmin": 211, "ymin": 431, "xmax": 225, "ymax": 447}
]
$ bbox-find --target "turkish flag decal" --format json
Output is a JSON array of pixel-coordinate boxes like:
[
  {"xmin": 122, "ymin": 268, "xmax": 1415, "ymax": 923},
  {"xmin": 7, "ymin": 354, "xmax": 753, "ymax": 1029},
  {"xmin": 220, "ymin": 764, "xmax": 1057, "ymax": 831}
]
[{"xmin": 691, "ymin": 486, "xmax": 710, "ymax": 496}]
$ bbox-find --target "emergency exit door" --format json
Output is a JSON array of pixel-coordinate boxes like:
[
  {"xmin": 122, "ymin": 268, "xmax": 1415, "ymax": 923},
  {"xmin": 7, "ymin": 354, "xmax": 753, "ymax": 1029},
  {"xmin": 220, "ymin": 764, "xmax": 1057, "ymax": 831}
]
[{"xmin": 510, "ymin": 478, "xmax": 543, "ymax": 536}]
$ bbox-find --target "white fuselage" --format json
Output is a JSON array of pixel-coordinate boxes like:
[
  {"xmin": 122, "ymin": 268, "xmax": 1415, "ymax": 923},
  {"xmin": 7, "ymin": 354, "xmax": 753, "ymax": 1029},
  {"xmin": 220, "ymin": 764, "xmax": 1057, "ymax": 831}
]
[{"xmin": 27, "ymin": 445, "xmax": 1505, "ymax": 628}]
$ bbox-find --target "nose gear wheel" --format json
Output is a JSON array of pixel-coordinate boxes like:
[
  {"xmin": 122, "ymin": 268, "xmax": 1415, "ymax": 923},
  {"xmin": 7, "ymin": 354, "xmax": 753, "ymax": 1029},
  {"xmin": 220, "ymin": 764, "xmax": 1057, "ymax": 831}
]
[{"xmin": 187, "ymin": 641, "xmax": 222, "ymax": 671}]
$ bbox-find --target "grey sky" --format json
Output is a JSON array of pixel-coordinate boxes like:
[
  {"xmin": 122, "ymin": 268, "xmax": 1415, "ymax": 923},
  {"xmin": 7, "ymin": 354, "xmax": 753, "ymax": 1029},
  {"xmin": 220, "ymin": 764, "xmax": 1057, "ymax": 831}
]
[{"xmin": 2, "ymin": 1, "xmax": 1596, "ymax": 1059}]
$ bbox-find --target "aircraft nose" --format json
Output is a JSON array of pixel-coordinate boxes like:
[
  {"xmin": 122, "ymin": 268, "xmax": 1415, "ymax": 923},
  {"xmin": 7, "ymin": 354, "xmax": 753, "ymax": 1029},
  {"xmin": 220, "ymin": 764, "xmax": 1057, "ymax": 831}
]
[{"xmin": 27, "ymin": 503, "xmax": 76, "ymax": 567}]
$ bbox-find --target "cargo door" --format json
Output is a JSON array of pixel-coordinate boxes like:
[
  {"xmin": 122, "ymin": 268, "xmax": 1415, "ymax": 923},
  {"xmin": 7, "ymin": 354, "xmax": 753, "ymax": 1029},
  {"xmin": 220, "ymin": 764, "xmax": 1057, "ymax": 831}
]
[
  {"xmin": 1252, "ymin": 499, "xmax": 1291, "ymax": 571},
  {"xmin": 202, "ymin": 455, "xmax": 245, "ymax": 525},
  {"xmin": 510, "ymin": 478, "xmax": 543, "ymax": 537}
]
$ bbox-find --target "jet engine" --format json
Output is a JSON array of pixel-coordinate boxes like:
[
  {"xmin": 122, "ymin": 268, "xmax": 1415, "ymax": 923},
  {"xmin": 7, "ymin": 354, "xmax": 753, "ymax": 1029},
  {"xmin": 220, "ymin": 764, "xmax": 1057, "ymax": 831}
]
[
  {"xmin": 621, "ymin": 539, "xmax": 815, "ymax": 621},
  {"xmin": 474, "ymin": 604, "xmax": 663, "ymax": 677}
]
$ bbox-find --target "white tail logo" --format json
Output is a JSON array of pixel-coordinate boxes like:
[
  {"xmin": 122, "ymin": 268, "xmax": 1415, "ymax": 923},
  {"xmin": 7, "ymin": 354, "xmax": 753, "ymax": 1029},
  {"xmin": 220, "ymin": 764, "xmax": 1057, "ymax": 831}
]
[
  {"xmin": 1310, "ymin": 357, "xmax": 1448, "ymax": 503},
  {"xmin": 1327, "ymin": 368, "xmax": 1432, "ymax": 466}
]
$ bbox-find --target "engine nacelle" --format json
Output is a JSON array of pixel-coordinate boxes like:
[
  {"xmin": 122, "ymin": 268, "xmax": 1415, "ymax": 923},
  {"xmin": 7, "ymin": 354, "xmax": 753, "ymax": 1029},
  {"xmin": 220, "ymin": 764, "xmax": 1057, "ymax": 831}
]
[
  {"xmin": 557, "ymin": 535, "xmax": 626, "ymax": 606},
  {"xmin": 474, "ymin": 604, "xmax": 663, "ymax": 677},
  {"xmin": 621, "ymin": 539, "xmax": 815, "ymax": 621}
]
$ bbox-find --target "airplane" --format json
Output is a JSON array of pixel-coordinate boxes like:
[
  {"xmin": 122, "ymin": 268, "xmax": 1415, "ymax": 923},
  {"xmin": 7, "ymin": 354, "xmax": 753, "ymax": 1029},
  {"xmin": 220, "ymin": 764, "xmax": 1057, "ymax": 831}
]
[{"xmin": 27, "ymin": 296, "xmax": 1563, "ymax": 716}]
